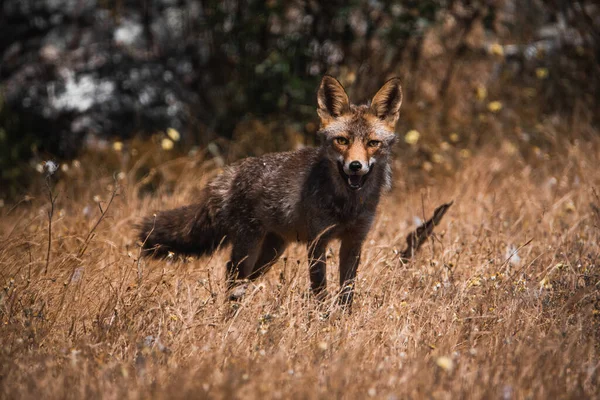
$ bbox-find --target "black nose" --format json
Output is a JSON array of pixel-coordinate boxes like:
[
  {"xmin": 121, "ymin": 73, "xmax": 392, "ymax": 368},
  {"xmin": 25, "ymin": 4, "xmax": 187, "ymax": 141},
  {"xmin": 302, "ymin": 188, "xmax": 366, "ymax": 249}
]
[{"xmin": 349, "ymin": 161, "xmax": 362, "ymax": 172}]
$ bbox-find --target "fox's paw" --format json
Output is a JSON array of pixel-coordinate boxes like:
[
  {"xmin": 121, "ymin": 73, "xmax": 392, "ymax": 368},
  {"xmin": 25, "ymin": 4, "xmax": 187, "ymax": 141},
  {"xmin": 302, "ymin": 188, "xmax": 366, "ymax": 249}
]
[{"xmin": 228, "ymin": 282, "xmax": 249, "ymax": 302}]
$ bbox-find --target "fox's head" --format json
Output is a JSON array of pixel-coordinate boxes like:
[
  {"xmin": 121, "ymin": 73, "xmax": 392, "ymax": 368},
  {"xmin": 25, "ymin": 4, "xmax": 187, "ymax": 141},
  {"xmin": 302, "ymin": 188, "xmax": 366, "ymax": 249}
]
[{"xmin": 317, "ymin": 75, "xmax": 403, "ymax": 191}]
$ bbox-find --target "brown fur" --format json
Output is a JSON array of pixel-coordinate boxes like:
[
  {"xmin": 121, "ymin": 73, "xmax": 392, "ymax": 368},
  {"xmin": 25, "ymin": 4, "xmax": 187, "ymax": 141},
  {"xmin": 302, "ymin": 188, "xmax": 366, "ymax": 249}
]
[{"xmin": 137, "ymin": 76, "xmax": 403, "ymax": 307}]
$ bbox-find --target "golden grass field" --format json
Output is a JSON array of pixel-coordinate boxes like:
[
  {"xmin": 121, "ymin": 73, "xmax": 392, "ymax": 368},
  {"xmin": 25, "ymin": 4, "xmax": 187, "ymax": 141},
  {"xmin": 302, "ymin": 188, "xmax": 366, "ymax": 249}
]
[{"xmin": 1, "ymin": 138, "xmax": 599, "ymax": 399}]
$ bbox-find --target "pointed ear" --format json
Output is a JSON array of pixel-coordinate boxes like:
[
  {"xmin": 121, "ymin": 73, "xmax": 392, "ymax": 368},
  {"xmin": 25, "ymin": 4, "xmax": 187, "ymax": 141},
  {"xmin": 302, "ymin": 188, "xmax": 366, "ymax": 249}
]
[
  {"xmin": 370, "ymin": 78, "xmax": 403, "ymax": 127},
  {"xmin": 317, "ymin": 75, "xmax": 350, "ymax": 123}
]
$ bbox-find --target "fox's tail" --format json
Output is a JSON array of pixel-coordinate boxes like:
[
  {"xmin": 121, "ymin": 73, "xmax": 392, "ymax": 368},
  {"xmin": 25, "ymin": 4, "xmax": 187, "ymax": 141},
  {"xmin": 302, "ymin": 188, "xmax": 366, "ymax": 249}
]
[{"xmin": 137, "ymin": 190, "xmax": 228, "ymax": 257}]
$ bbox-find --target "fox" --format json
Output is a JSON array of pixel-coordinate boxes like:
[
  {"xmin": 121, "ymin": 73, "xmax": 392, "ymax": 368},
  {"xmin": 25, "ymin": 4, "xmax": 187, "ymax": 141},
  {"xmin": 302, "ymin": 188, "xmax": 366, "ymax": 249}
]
[{"xmin": 137, "ymin": 75, "xmax": 403, "ymax": 308}]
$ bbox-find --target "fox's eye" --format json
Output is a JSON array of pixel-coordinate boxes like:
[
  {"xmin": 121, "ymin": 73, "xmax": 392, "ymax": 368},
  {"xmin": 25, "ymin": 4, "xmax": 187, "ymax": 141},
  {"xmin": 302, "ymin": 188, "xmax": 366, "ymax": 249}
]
[
  {"xmin": 368, "ymin": 140, "xmax": 381, "ymax": 148},
  {"xmin": 335, "ymin": 137, "xmax": 349, "ymax": 146}
]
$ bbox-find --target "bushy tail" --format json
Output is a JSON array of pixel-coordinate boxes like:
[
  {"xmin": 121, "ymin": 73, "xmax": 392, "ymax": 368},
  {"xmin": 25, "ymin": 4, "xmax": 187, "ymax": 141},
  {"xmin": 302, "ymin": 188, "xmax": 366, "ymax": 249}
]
[{"xmin": 137, "ymin": 190, "xmax": 228, "ymax": 257}]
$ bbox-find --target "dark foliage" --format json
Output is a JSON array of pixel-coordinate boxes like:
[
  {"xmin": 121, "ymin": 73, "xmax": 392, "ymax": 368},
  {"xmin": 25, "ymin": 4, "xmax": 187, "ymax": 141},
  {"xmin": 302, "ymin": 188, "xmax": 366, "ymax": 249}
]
[{"xmin": 0, "ymin": 0, "xmax": 598, "ymax": 196}]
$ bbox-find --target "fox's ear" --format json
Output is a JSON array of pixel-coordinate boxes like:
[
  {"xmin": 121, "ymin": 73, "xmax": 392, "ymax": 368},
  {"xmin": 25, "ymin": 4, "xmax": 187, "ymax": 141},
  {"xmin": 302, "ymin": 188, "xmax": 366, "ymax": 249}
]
[
  {"xmin": 370, "ymin": 78, "xmax": 403, "ymax": 127},
  {"xmin": 317, "ymin": 75, "xmax": 350, "ymax": 123}
]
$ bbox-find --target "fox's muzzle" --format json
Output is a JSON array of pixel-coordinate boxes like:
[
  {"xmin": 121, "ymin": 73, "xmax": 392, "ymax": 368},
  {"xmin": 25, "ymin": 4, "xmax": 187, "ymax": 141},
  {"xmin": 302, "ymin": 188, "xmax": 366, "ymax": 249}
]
[
  {"xmin": 338, "ymin": 161, "xmax": 372, "ymax": 190},
  {"xmin": 342, "ymin": 159, "xmax": 370, "ymax": 176}
]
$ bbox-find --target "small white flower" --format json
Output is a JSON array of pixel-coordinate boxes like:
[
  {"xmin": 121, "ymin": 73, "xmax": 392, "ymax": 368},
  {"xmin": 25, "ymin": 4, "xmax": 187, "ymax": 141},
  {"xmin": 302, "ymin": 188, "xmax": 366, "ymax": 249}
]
[
  {"xmin": 44, "ymin": 160, "xmax": 58, "ymax": 176},
  {"xmin": 82, "ymin": 205, "xmax": 91, "ymax": 217},
  {"xmin": 505, "ymin": 244, "xmax": 521, "ymax": 266}
]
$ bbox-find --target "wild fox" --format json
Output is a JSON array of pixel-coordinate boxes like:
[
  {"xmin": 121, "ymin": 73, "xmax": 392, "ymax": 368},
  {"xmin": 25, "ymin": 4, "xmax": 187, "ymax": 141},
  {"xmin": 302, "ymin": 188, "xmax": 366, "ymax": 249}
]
[{"xmin": 138, "ymin": 75, "xmax": 403, "ymax": 307}]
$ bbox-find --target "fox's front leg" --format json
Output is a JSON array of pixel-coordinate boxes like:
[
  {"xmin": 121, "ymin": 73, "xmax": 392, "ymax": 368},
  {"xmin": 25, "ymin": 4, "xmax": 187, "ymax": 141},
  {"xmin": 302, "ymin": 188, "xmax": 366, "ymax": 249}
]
[
  {"xmin": 338, "ymin": 234, "xmax": 365, "ymax": 308},
  {"xmin": 307, "ymin": 239, "xmax": 329, "ymax": 301}
]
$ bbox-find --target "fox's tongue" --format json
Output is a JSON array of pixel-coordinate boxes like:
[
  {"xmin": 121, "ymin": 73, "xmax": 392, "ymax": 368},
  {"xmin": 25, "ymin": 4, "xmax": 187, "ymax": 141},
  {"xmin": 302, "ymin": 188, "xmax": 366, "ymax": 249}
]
[{"xmin": 348, "ymin": 175, "xmax": 362, "ymax": 189}]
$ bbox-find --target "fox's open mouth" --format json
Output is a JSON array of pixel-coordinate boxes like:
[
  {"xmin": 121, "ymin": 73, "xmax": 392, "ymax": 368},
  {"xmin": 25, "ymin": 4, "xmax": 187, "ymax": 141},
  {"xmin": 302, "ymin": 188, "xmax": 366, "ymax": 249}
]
[{"xmin": 337, "ymin": 162, "xmax": 371, "ymax": 190}]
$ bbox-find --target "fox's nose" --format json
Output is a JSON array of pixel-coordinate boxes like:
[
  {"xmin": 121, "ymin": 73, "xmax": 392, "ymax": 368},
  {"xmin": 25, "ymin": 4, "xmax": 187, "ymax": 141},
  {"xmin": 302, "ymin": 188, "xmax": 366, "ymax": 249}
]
[{"xmin": 349, "ymin": 161, "xmax": 362, "ymax": 172}]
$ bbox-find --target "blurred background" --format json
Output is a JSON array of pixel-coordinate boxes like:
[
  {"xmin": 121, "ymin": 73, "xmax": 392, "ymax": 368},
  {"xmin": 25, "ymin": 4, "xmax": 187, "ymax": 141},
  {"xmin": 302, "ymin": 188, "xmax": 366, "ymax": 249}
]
[{"xmin": 0, "ymin": 0, "xmax": 599, "ymax": 199}]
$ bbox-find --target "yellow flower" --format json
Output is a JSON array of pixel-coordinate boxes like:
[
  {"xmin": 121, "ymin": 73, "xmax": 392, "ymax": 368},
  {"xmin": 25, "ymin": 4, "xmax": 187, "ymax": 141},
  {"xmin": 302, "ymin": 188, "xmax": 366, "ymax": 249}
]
[
  {"xmin": 539, "ymin": 276, "xmax": 553, "ymax": 290},
  {"xmin": 449, "ymin": 133, "xmax": 460, "ymax": 143},
  {"xmin": 475, "ymin": 86, "xmax": 487, "ymax": 101},
  {"xmin": 468, "ymin": 277, "xmax": 482, "ymax": 287},
  {"xmin": 489, "ymin": 43, "xmax": 504, "ymax": 57},
  {"xmin": 167, "ymin": 127, "xmax": 181, "ymax": 142},
  {"xmin": 436, "ymin": 356, "xmax": 454, "ymax": 372},
  {"xmin": 487, "ymin": 101, "xmax": 503, "ymax": 113},
  {"xmin": 404, "ymin": 129, "xmax": 420, "ymax": 145},
  {"xmin": 535, "ymin": 68, "xmax": 548, "ymax": 79},
  {"xmin": 113, "ymin": 141, "xmax": 123, "ymax": 151},
  {"xmin": 161, "ymin": 138, "xmax": 174, "ymax": 150}
]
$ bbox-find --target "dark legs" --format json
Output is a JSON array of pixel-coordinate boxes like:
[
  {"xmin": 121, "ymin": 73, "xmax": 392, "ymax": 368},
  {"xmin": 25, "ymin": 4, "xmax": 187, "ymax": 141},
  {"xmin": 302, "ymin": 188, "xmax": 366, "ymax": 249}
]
[
  {"xmin": 227, "ymin": 228, "xmax": 364, "ymax": 309},
  {"xmin": 226, "ymin": 231, "xmax": 264, "ymax": 291},
  {"xmin": 338, "ymin": 236, "xmax": 363, "ymax": 308},
  {"xmin": 248, "ymin": 232, "xmax": 287, "ymax": 280},
  {"xmin": 226, "ymin": 231, "xmax": 287, "ymax": 296}
]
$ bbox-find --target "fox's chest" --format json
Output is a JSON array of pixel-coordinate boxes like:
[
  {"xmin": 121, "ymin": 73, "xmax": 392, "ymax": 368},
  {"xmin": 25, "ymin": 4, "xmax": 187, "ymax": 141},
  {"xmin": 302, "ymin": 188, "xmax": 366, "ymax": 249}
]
[{"xmin": 307, "ymin": 193, "xmax": 378, "ymax": 235}]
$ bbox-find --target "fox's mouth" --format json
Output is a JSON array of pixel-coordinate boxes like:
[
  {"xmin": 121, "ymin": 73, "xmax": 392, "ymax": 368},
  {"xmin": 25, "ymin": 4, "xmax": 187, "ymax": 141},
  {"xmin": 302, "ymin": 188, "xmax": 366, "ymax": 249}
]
[{"xmin": 337, "ymin": 162, "xmax": 371, "ymax": 191}]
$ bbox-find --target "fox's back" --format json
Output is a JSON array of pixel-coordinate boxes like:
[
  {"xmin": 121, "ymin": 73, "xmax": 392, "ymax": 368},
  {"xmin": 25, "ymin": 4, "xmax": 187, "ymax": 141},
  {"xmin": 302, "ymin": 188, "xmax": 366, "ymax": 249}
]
[{"xmin": 210, "ymin": 147, "xmax": 319, "ymax": 241}]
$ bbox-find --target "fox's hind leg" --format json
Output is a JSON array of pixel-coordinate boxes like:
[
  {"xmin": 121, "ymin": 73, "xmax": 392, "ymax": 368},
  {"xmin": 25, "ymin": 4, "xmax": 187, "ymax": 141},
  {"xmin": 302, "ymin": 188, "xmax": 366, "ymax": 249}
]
[
  {"xmin": 247, "ymin": 232, "xmax": 287, "ymax": 280},
  {"xmin": 226, "ymin": 230, "xmax": 265, "ymax": 293}
]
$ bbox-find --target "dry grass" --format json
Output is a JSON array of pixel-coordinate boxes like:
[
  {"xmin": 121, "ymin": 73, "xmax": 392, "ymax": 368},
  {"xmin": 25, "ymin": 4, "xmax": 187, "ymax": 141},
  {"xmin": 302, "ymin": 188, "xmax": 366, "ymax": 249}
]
[{"xmin": 1, "ymin": 139, "xmax": 599, "ymax": 399}]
